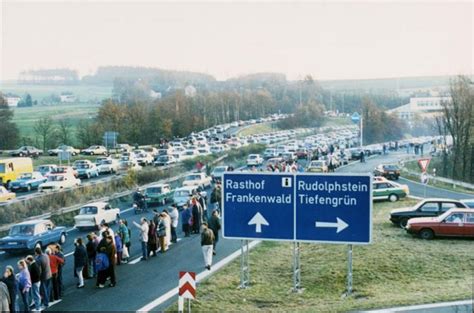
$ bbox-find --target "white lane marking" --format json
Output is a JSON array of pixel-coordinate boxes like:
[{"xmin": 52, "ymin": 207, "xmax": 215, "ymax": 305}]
[
  {"xmin": 136, "ymin": 240, "xmax": 261, "ymax": 312},
  {"xmin": 128, "ymin": 257, "xmax": 142, "ymax": 265},
  {"xmin": 66, "ymin": 227, "xmax": 77, "ymax": 233},
  {"xmin": 64, "ymin": 251, "xmax": 74, "ymax": 257}
]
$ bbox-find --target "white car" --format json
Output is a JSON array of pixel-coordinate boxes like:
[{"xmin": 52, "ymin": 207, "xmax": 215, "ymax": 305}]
[
  {"xmin": 48, "ymin": 145, "xmax": 80, "ymax": 156},
  {"xmin": 211, "ymin": 166, "xmax": 229, "ymax": 182},
  {"xmin": 38, "ymin": 172, "xmax": 81, "ymax": 192},
  {"xmin": 263, "ymin": 148, "xmax": 278, "ymax": 159},
  {"xmin": 154, "ymin": 155, "xmax": 177, "ymax": 167},
  {"xmin": 82, "ymin": 145, "xmax": 108, "ymax": 156},
  {"xmin": 173, "ymin": 186, "xmax": 207, "ymax": 208},
  {"xmin": 182, "ymin": 173, "xmax": 212, "ymax": 189},
  {"xmin": 210, "ymin": 145, "xmax": 225, "ymax": 154},
  {"xmin": 74, "ymin": 202, "xmax": 120, "ymax": 230},
  {"xmin": 247, "ymin": 154, "xmax": 264, "ymax": 166},
  {"xmin": 135, "ymin": 152, "xmax": 154, "ymax": 166},
  {"xmin": 98, "ymin": 158, "xmax": 120, "ymax": 174}
]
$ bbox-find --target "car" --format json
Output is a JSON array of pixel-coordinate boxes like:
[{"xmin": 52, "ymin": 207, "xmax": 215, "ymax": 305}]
[
  {"xmin": 210, "ymin": 145, "xmax": 226, "ymax": 154},
  {"xmin": 81, "ymin": 145, "xmax": 108, "ymax": 156},
  {"xmin": 144, "ymin": 184, "xmax": 174, "ymax": 206},
  {"xmin": 9, "ymin": 172, "xmax": 47, "ymax": 192},
  {"xmin": 9, "ymin": 146, "xmax": 43, "ymax": 157},
  {"xmin": 75, "ymin": 161, "xmax": 100, "ymax": 179},
  {"xmin": 306, "ymin": 160, "xmax": 328, "ymax": 173},
  {"xmin": 38, "ymin": 171, "xmax": 81, "ymax": 192},
  {"xmin": 390, "ymin": 198, "xmax": 470, "ymax": 228},
  {"xmin": 281, "ymin": 152, "xmax": 297, "ymax": 163},
  {"xmin": 0, "ymin": 186, "xmax": 15, "ymax": 202},
  {"xmin": 296, "ymin": 148, "xmax": 308, "ymax": 159},
  {"xmin": 47, "ymin": 145, "xmax": 80, "ymax": 156},
  {"xmin": 263, "ymin": 148, "xmax": 278, "ymax": 159},
  {"xmin": 119, "ymin": 159, "xmax": 142, "ymax": 171},
  {"xmin": 97, "ymin": 158, "xmax": 120, "ymax": 174},
  {"xmin": 116, "ymin": 144, "xmax": 132, "ymax": 153},
  {"xmin": 0, "ymin": 158, "xmax": 34, "ymax": 188},
  {"xmin": 74, "ymin": 202, "xmax": 121, "ymax": 230},
  {"xmin": 211, "ymin": 165, "xmax": 229, "ymax": 182},
  {"xmin": 406, "ymin": 208, "xmax": 474, "ymax": 239},
  {"xmin": 135, "ymin": 152, "xmax": 154, "ymax": 166},
  {"xmin": 154, "ymin": 155, "xmax": 177, "ymax": 167},
  {"xmin": 373, "ymin": 180, "xmax": 409, "ymax": 202},
  {"xmin": 373, "ymin": 164, "xmax": 401, "ymax": 180},
  {"xmin": 246, "ymin": 154, "xmax": 264, "ymax": 166},
  {"xmin": 0, "ymin": 220, "xmax": 66, "ymax": 253},
  {"xmin": 182, "ymin": 172, "xmax": 212, "ymax": 189},
  {"xmin": 36, "ymin": 164, "xmax": 58, "ymax": 177},
  {"xmin": 173, "ymin": 186, "xmax": 198, "ymax": 208},
  {"xmin": 461, "ymin": 199, "xmax": 474, "ymax": 209}
]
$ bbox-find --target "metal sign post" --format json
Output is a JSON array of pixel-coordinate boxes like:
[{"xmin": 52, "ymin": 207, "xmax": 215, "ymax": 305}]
[
  {"xmin": 347, "ymin": 244, "xmax": 353, "ymax": 296},
  {"xmin": 292, "ymin": 241, "xmax": 302, "ymax": 293},
  {"xmin": 239, "ymin": 240, "xmax": 250, "ymax": 289}
]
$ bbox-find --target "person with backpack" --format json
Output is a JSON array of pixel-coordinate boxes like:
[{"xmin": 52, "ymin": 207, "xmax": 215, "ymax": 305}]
[{"xmin": 95, "ymin": 247, "xmax": 109, "ymax": 289}]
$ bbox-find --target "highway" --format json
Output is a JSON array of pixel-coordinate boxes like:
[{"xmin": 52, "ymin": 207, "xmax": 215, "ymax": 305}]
[{"xmin": 1, "ymin": 149, "xmax": 472, "ymax": 312}]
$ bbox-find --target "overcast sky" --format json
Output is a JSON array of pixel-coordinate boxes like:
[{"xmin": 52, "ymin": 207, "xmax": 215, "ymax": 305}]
[{"xmin": 0, "ymin": 1, "xmax": 472, "ymax": 81}]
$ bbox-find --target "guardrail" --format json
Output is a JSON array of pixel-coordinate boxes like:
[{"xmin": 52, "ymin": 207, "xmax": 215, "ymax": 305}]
[
  {"xmin": 0, "ymin": 154, "xmax": 228, "ymax": 232},
  {"xmin": 403, "ymin": 170, "xmax": 474, "ymax": 191}
]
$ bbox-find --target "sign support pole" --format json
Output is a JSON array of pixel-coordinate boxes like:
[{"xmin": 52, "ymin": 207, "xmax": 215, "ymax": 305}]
[
  {"xmin": 292, "ymin": 241, "xmax": 302, "ymax": 293},
  {"xmin": 187, "ymin": 298, "xmax": 191, "ymax": 313},
  {"xmin": 178, "ymin": 296, "xmax": 184, "ymax": 313},
  {"xmin": 239, "ymin": 240, "xmax": 250, "ymax": 289},
  {"xmin": 347, "ymin": 244, "xmax": 353, "ymax": 296}
]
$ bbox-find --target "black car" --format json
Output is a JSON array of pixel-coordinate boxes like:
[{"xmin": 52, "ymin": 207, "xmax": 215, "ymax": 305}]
[
  {"xmin": 390, "ymin": 198, "xmax": 469, "ymax": 228},
  {"xmin": 374, "ymin": 164, "xmax": 401, "ymax": 180},
  {"xmin": 9, "ymin": 146, "xmax": 43, "ymax": 157}
]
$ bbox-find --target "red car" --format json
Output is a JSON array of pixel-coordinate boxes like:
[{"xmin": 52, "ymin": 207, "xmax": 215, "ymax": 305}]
[{"xmin": 406, "ymin": 208, "xmax": 474, "ymax": 240}]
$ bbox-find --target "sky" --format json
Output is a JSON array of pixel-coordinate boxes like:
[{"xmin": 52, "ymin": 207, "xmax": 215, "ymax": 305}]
[{"xmin": 0, "ymin": 0, "xmax": 472, "ymax": 81}]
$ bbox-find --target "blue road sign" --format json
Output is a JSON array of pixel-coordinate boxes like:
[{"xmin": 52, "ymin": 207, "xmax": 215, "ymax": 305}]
[
  {"xmin": 295, "ymin": 173, "xmax": 372, "ymax": 244},
  {"xmin": 222, "ymin": 172, "xmax": 295, "ymax": 241},
  {"xmin": 351, "ymin": 112, "xmax": 360, "ymax": 123}
]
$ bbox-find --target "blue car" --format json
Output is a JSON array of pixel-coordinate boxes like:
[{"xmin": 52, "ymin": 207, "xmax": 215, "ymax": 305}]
[
  {"xmin": 0, "ymin": 219, "xmax": 67, "ymax": 253},
  {"xmin": 10, "ymin": 172, "xmax": 47, "ymax": 192}
]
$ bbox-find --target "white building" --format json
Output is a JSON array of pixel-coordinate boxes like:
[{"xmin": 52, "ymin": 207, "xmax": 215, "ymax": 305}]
[
  {"xmin": 388, "ymin": 96, "xmax": 451, "ymax": 121},
  {"xmin": 4, "ymin": 94, "xmax": 22, "ymax": 107},
  {"xmin": 60, "ymin": 93, "xmax": 76, "ymax": 103},
  {"xmin": 184, "ymin": 85, "xmax": 197, "ymax": 97}
]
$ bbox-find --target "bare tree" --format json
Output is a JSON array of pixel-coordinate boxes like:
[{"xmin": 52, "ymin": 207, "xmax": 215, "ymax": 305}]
[
  {"xmin": 57, "ymin": 119, "xmax": 73, "ymax": 145},
  {"xmin": 34, "ymin": 117, "xmax": 56, "ymax": 152}
]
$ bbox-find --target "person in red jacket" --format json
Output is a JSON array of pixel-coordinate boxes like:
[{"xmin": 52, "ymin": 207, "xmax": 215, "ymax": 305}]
[{"xmin": 45, "ymin": 247, "xmax": 64, "ymax": 301}]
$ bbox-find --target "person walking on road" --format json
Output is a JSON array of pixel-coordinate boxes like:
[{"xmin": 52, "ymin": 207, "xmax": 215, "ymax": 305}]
[
  {"xmin": 191, "ymin": 198, "xmax": 203, "ymax": 234},
  {"xmin": 208, "ymin": 210, "xmax": 221, "ymax": 255},
  {"xmin": 114, "ymin": 234, "xmax": 123, "ymax": 265},
  {"xmin": 161, "ymin": 210, "xmax": 172, "ymax": 247},
  {"xmin": 25, "ymin": 256, "xmax": 41, "ymax": 312},
  {"xmin": 17, "ymin": 260, "xmax": 31, "ymax": 313},
  {"xmin": 2, "ymin": 265, "xmax": 17, "ymax": 313},
  {"xmin": 34, "ymin": 247, "xmax": 51, "ymax": 309},
  {"xmin": 168, "ymin": 204, "xmax": 179, "ymax": 243},
  {"xmin": 181, "ymin": 204, "xmax": 192, "ymax": 237},
  {"xmin": 118, "ymin": 220, "xmax": 130, "ymax": 263},
  {"xmin": 45, "ymin": 248, "xmax": 64, "ymax": 301},
  {"xmin": 52, "ymin": 244, "xmax": 65, "ymax": 299},
  {"xmin": 157, "ymin": 214, "xmax": 167, "ymax": 253},
  {"xmin": 73, "ymin": 238, "xmax": 87, "ymax": 289},
  {"xmin": 104, "ymin": 235, "xmax": 117, "ymax": 287},
  {"xmin": 201, "ymin": 223, "xmax": 215, "ymax": 271},
  {"xmin": 86, "ymin": 233, "xmax": 98, "ymax": 278},
  {"xmin": 210, "ymin": 183, "xmax": 222, "ymax": 213},
  {"xmin": 133, "ymin": 218, "xmax": 149, "ymax": 261},
  {"xmin": 95, "ymin": 247, "xmax": 109, "ymax": 289},
  {"xmin": 147, "ymin": 220, "xmax": 158, "ymax": 257}
]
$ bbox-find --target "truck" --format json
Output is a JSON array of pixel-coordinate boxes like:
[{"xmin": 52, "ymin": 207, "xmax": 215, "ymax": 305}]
[{"xmin": 0, "ymin": 158, "xmax": 33, "ymax": 188}]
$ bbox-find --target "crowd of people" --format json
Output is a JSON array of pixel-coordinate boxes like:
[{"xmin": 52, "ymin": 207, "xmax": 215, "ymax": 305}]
[{"xmin": 0, "ymin": 184, "xmax": 223, "ymax": 312}]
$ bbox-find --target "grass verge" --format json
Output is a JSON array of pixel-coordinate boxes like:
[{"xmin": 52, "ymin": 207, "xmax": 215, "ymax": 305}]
[
  {"xmin": 168, "ymin": 198, "xmax": 474, "ymax": 312},
  {"xmin": 238, "ymin": 123, "xmax": 278, "ymax": 136}
]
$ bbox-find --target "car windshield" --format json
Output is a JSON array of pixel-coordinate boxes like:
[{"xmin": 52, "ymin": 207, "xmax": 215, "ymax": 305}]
[
  {"xmin": 79, "ymin": 206, "xmax": 98, "ymax": 215},
  {"xmin": 77, "ymin": 164, "xmax": 90, "ymax": 169},
  {"xmin": 175, "ymin": 190, "xmax": 190, "ymax": 197},
  {"xmin": 101, "ymin": 160, "xmax": 112, "ymax": 165},
  {"xmin": 147, "ymin": 187, "xmax": 162, "ymax": 194},
  {"xmin": 249, "ymin": 155, "xmax": 257, "ymax": 159},
  {"xmin": 19, "ymin": 173, "xmax": 32, "ymax": 179},
  {"xmin": 185, "ymin": 175, "xmax": 201, "ymax": 181},
  {"xmin": 311, "ymin": 161, "xmax": 324, "ymax": 167},
  {"xmin": 9, "ymin": 225, "xmax": 35, "ymax": 236},
  {"xmin": 48, "ymin": 175, "xmax": 65, "ymax": 182},
  {"xmin": 384, "ymin": 165, "xmax": 399, "ymax": 170}
]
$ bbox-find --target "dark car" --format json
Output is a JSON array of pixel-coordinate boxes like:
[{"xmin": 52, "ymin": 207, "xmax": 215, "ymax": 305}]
[
  {"xmin": 406, "ymin": 208, "xmax": 474, "ymax": 239},
  {"xmin": 390, "ymin": 198, "xmax": 469, "ymax": 228},
  {"xmin": 0, "ymin": 219, "xmax": 67, "ymax": 253},
  {"xmin": 9, "ymin": 146, "xmax": 43, "ymax": 157},
  {"xmin": 374, "ymin": 164, "xmax": 401, "ymax": 180}
]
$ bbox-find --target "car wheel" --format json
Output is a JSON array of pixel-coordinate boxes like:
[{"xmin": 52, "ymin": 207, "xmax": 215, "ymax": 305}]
[
  {"xmin": 419, "ymin": 228, "xmax": 434, "ymax": 240},
  {"xmin": 59, "ymin": 233, "xmax": 66, "ymax": 244},
  {"xmin": 19, "ymin": 152, "xmax": 23, "ymax": 157},
  {"xmin": 399, "ymin": 218, "xmax": 409, "ymax": 229},
  {"xmin": 34, "ymin": 242, "xmax": 42, "ymax": 250},
  {"xmin": 388, "ymin": 194, "xmax": 399, "ymax": 202}
]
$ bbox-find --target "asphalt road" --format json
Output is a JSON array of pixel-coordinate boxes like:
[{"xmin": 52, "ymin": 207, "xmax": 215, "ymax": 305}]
[{"xmin": 2, "ymin": 149, "xmax": 472, "ymax": 312}]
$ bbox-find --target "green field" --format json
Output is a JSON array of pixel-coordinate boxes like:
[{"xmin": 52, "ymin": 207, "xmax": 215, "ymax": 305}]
[
  {"xmin": 170, "ymin": 198, "xmax": 474, "ymax": 312},
  {"xmin": 11, "ymin": 102, "xmax": 101, "ymax": 140}
]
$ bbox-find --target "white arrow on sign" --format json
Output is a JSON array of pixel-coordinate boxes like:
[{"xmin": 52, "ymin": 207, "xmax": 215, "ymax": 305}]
[
  {"xmin": 248, "ymin": 212, "xmax": 269, "ymax": 233},
  {"xmin": 315, "ymin": 217, "xmax": 348, "ymax": 233}
]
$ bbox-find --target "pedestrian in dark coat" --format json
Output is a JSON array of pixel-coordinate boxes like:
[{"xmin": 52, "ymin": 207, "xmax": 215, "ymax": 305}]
[
  {"xmin": 34, "ymin": 247, "xmax": 51, "ymax": 308},
  {"xmin": 191, "ymin": 198, "xmax": 203, "ymax": 234},
  {"xmin": 25, "ymin": 255, "xmax": 41, "ymax": 311},
  {"xmin": 105, "ymin": 236, "xmax": 116, "ymax": 287},
  {"xmin": 181, "ymin": 204, "xmax": 192, "ymax": 237},
  {"xmin": 207, "ymin": 210, "xmax": 221, "ymax": 255},
  {"xmin": 2, "ymin": 266, "xmax": 17, "ymax": 313},
  {"xmin": 147, "ymin": 221, "xmax": 158, "ymax": 257},
  {"xmin": 73, "ymin": 238, "xmax": 87, "ymax": 288},
  {"xmin": 86, "ymin": 233, "xmax": 97, "ymax": 278}
]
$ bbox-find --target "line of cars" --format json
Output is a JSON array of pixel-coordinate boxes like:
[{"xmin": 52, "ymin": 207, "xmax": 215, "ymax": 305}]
[{"xmin": 390, "ymin": 198, "xmax": 474, "ymax": 239}]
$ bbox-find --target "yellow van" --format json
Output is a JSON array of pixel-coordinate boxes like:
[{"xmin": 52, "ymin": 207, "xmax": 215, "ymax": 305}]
[{"xmin": 0, "ymin": 158, "xmax": 34, "ymax": 187}]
